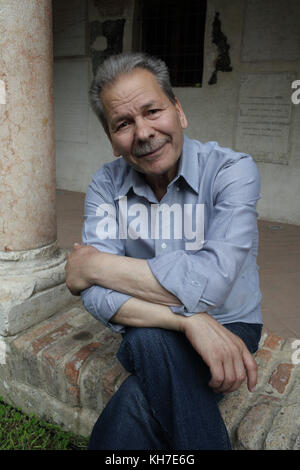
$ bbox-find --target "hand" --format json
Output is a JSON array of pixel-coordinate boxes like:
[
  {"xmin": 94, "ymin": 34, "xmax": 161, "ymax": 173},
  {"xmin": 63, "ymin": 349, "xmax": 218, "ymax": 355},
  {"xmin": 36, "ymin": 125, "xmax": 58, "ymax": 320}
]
[
  {"xmin": 180, "ymin": 313, "xmax": 257, "ymax": 394},
  {"xmin": 65, "ymin": 243, "xmax": 101, "ymax": 296}
]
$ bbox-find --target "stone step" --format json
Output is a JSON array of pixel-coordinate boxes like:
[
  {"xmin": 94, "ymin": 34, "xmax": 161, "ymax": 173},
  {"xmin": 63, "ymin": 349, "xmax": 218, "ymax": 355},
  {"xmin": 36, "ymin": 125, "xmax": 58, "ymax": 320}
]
[
  {"xmin": 0, "ymin": 304, "xmax": 299, "ymax": 448},
  {"xmin": 219, "ymin": 331, "xmax": 300, "ymax": 449},
  {"xmin": 0, "ymin": 301, "xmax": 128, "ymax": 437}
]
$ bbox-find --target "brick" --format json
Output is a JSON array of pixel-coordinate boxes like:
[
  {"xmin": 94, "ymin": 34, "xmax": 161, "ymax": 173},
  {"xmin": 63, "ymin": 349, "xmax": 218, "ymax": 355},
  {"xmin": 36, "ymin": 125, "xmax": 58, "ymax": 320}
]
[
  {"xmin": 256, "ymin": 348, "xmax": 273, "ymax": 363},
  {"xmin": 32, "ymin": 324, "xmax": 73, "ymax": 354},
  {"xmin": 268, "ymin": 363, "xmax": 295, "ymax": 394},
  {"xmin": 65, "ymin": 342, "xmax": 101, "ymax": 386},
  {"xmin": 258, "ymin": 394, "xmax": 280, "ymax": 402},
  {"xmin": 263, "ymin": 334, "xmax": 284, "ymax": 351},
  {"xmin": 237, "ymin": 402, "xmax": 277, "ymax": 449},
  {"xmin": 218, "ymin": 382, "xmax": 252, "ymax": 439},
  {"xmin": 37, "ymin": 322, "xmax": 103, "ymax": 404},
  {"xmin": 102, "ymin": 362, "xmax": 129, "ymax": 403},
  {"xmin": 265, "ymin": 404, "xmax": 300, "ymax": 450},
  {"xmin": 40, "ymin": 320, "xmax": 104, "ymax": 368},
  {"xmin": 12, "ymin": 308, "xmax": 80, "ymax": 350},
  {"xmin": 67, "ymin": 384, "xmax": 80, "ymax": 403}
]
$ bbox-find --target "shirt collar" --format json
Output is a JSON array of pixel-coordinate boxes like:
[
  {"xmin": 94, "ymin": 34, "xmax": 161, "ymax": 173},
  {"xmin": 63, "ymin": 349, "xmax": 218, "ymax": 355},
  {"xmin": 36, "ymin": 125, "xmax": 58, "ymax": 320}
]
[
  {"xmin": 114, "ymin": 165, "xmax": 157, "ymax": 202},
  {"xmin": 175, "ymin": 135, "xmax": 200, "ymax": 194},
  {"xmin": 114, "ymin": 134, "xmax": 200, "ymax": 201}
]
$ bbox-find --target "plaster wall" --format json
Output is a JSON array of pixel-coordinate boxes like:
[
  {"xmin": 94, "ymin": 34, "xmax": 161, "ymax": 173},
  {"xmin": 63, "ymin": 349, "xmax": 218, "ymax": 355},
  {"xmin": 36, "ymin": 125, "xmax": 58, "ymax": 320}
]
[{"xmin": 54, "ymin": 0, "xmax": 300, "ymax": 225}]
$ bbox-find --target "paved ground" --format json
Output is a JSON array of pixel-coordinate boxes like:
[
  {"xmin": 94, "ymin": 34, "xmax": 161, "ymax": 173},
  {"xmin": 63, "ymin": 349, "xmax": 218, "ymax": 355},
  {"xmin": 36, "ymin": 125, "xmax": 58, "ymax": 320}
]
[{"xmin": 56, "ymin": 189, "xmax": 300, "ymax": 339}]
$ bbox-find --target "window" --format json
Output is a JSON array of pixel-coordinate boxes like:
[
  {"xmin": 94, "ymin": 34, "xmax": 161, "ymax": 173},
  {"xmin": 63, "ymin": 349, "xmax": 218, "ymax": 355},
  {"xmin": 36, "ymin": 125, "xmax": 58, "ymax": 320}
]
[{"xmin": 135, "ymin": 0, "xmax": 207, "ymax": 87}]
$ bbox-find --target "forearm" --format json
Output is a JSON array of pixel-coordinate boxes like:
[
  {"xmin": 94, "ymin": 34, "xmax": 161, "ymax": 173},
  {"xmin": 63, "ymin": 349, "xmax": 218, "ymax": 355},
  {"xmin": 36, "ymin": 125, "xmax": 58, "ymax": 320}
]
[
  {"xmin": 111, "ymin": 296, "xmax": 185, "ymax": 331},
  {"xmin": 91, "ymin": 252, "xmax": 182, "ymax": 307},
  {"xmin": 112, "ymin": 298, "xmax": 258, "ymax": 394}
]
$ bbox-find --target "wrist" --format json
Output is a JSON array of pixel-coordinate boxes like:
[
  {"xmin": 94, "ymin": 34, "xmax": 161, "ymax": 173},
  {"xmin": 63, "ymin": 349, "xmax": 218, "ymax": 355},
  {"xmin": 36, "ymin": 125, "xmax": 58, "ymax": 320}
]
[
  {"xmin": 88, "ymin": 250, "xmax": 106, "ymax": 285},
  {"xmin": 179, "ymin": 312, "xmax": 209, "ymax": 333},
  {"xmin": 175, "ymin": 314, "xmax": 189, "ymax": 333}
]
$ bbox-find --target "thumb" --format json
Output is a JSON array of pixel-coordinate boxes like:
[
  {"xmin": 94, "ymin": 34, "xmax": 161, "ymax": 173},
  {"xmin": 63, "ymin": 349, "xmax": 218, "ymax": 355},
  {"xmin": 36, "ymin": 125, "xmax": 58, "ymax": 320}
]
[{"xmin": 73, "ymin": 242, "xmax": 81, "ymax": 250}]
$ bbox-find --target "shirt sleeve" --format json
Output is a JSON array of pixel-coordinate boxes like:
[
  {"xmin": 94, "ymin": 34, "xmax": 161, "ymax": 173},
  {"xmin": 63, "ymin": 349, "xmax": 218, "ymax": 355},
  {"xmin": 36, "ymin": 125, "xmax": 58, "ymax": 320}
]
[
  {"xmin": 147, "ymin": 155, "xmax": 260, "ymax": 313},
  {"xmin": 80, "ymin": 172, "xmax": 130, "ymax": 333}
]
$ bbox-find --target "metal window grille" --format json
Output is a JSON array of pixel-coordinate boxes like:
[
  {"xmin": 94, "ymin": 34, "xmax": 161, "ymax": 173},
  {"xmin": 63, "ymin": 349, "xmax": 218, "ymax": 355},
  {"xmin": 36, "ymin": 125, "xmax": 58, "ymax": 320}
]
[{"xmin": 138, "ymin": 0, "xmax": 207, "ymax": 87}]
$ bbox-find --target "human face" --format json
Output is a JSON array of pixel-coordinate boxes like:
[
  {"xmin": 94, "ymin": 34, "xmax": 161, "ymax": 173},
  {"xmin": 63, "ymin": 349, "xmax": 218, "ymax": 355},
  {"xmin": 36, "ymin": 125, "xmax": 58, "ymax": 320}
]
[{"xmin": 101, "ymin": 68, "xmax": 188, "ymax": 185}]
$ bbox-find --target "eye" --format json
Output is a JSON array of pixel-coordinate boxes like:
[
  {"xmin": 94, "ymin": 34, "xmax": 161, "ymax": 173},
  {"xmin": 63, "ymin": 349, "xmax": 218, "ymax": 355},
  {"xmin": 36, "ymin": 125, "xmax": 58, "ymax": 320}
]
[
  {"xmin": 148, "ymin": 108, "xmax": 160, "ymax": 115},
  {"xmin": 116, "ymin": 121, "xmax": 130, "ymax": 131}
]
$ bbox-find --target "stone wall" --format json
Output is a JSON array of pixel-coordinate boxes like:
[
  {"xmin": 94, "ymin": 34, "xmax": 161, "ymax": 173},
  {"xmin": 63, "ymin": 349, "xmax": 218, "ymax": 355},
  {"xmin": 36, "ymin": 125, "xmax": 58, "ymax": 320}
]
[
  {"xmin": 53, "ymin": 0, "xmax": 300, "ymax": 225},
  {"xmin": 0, "ymin": 299, "xmax": 299, "ymax": 448}
]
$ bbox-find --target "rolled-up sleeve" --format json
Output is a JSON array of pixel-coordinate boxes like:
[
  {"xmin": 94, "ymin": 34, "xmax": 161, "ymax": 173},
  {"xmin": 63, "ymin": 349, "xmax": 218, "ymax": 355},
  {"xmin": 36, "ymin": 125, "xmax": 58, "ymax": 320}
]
[
  {"xmin": 147, "ymin": 156, "xmax": 260, "ymax": 313},
  {"xmin": 80, "ymin": 172, "xmax": 131, "ymax": 333},
  {"xmin": 81, "ymin": 286, "xmax": 129, "ymax": 333}
]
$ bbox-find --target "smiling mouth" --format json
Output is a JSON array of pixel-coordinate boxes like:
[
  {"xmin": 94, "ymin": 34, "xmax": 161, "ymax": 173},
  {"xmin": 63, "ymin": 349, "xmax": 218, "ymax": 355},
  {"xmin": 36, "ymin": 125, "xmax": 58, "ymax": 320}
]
[{"xmin": 137, "ymin": 142, "xmax": 166, "ymax": 159}]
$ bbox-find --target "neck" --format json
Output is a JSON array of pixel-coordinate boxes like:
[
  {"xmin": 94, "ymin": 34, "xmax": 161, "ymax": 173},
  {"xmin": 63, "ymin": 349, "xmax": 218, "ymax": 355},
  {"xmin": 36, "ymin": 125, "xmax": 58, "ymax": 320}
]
[{"xmin": 146, "ymin": 169, "xmax": 176, "ymax": 202}]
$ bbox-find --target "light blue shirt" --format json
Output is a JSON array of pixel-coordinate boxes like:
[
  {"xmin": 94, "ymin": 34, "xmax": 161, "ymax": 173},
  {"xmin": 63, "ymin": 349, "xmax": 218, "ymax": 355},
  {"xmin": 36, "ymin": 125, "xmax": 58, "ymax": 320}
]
[{"xmin": 81, "ymin": 135, "xmax": 262, "ymax": 333}]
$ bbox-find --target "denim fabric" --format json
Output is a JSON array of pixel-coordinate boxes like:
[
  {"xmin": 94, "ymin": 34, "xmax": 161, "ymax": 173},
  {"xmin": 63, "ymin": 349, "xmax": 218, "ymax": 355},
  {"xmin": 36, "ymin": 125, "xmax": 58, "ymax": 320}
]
[{"xmin": 88, "ymin": 322, "xmax": 262, "ymax": 450}]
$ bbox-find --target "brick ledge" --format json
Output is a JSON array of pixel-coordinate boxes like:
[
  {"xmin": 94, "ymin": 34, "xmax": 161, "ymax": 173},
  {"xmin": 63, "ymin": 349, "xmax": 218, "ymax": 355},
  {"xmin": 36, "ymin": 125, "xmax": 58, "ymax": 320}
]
[{"xmin": 0, "ymin": 303, "xmax": 299, "ymax": 449}]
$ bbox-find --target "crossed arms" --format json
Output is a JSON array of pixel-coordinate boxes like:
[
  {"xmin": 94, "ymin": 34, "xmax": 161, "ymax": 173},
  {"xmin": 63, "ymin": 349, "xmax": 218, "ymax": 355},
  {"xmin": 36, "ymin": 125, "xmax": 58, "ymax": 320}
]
[{"xmin": 65, "ymin": 156, "xmax": 260, "ymax": 394}]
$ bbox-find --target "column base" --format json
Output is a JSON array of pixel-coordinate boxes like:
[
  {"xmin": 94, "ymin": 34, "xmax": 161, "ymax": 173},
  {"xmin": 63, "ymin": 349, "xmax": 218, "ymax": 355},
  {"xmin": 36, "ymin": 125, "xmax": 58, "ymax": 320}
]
[{"xmin": 0, "ymin": 242, "xmax": 76, "ymax": 336}]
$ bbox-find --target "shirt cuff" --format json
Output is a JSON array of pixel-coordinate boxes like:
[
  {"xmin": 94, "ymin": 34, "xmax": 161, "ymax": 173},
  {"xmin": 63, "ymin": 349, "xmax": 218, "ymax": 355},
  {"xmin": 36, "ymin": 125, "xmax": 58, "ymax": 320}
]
[
  {"xmin": 147, "ymin": 251, "xmax": 209, "ymax": 312},
  {"xmin": 169, "ymin": 302, "xmax": 211, "ymax": 317},
  {"xmin": 81, "ymin": 285, "xmax": 131, "ymax": 334}
]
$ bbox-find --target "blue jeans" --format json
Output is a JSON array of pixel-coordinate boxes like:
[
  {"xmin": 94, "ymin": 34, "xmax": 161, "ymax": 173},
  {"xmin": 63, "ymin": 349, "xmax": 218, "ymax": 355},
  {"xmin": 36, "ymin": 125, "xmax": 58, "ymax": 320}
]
[{"xmin": 88, "ymin": 322, "xmax": 262, "ymax": 450}]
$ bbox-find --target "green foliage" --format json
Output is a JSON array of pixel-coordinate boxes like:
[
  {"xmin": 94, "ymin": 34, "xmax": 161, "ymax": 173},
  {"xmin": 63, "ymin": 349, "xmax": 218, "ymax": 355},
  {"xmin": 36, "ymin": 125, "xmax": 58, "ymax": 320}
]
[{"xmin": 0, "ymin": 396, "xmax": 89, "ymax": 450}]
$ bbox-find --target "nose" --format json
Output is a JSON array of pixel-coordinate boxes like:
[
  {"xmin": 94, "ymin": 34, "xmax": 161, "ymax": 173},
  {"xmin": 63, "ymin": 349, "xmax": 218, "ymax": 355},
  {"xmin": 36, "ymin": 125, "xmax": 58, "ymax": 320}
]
[{"xmin": 134, "ymin": 117, "xmax": 155, "ymax": 142}]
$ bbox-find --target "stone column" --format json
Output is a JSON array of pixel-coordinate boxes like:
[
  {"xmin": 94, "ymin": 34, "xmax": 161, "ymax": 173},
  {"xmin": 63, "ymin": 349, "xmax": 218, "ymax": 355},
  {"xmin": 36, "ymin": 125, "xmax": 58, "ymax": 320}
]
[{"xmin": 0, "ymin": 0, "xmax": 73, "ymax": 336}]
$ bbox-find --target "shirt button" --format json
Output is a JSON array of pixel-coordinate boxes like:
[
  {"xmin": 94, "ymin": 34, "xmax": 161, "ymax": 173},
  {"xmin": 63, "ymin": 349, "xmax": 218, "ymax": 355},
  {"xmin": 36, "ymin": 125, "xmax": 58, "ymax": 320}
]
[
  {"xmin": 161, "ymin": 242, "xmax": 167, "ymax": 249},
  {"xmin": 176, "ymin": 187, "xmax": 180, "ymax": 191}
]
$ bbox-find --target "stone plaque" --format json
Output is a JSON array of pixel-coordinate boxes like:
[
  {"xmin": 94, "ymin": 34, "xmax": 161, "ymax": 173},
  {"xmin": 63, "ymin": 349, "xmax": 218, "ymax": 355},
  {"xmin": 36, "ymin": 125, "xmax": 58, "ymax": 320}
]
[
  {"xmin": 241, "ymin": 0, "xmax": 300, "ymax": 62},
  {"xmin": 53, "ymin": 60, "xmax": 89, "ymax": 144},
  {"xmin": 53, "ymin": 0, "xmax": 87, "ymax": 57},
  {"xmin": 235, "ymin": 73, "xmax": 295, "ymax": 164}
]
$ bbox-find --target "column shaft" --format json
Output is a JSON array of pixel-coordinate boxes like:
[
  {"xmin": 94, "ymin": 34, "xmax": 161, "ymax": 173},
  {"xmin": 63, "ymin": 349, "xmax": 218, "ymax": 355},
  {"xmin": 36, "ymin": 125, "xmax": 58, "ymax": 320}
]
[{"xmin": 0, "ymin": 0, "xmax": 56, "ymax": 252}]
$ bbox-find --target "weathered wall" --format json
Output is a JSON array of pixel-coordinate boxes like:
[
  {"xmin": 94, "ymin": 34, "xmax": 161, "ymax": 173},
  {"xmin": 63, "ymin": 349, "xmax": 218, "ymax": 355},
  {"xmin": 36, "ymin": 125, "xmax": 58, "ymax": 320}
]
[
  {"xmin": 53, "ymin": 0, "xmax": 135, "ymax": 192},
  {"xmin": 178, "ymin": 0, "xmax": 300, "ymax": 225},
  {"xmin": 54, "ymin": 0, "xmax": 300, "ymax": 225}
]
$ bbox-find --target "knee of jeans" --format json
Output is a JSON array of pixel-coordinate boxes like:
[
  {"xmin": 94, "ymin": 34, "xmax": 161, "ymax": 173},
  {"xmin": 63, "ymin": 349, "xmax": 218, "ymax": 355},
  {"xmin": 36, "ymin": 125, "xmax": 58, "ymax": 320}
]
[
  {"xmin": 123, "ymin": 327, "xmax": 170, "ymax": 352},
  {"xmin": 118, "ymin": 327, "xmax": 173, "ymax": 373},
  {"xmin": 119, "ymin": 375, "xmax": 146, "ymax": 406}
]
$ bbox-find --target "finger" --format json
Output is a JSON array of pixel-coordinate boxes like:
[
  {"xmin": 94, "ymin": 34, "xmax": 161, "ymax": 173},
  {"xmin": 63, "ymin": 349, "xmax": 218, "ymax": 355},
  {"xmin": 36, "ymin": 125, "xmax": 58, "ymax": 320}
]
[
  {"xmin": 213, "ymin": 357, "xmax": 236, "ymax": 393},
  {"xmin": 73, "ymin": 243, "xmax": 81, "ymax": 249},
  {"xmin": 208, "ymin": 361, "xmax": 225, "ymax": 390},
  {"xmin": 243, "ymin": 348, "xmax": 258, "ymax": 392},
  {"xmin": 223, "ymin": 356, "xmax": 247, "ymax": 394}
]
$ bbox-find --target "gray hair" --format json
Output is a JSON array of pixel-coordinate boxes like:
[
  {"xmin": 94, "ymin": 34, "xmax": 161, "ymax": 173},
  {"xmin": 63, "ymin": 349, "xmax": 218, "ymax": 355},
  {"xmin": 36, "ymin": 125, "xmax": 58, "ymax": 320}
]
[{"xmin": 89, "ymin": 52, "xmax": 176, "ymax": 136}]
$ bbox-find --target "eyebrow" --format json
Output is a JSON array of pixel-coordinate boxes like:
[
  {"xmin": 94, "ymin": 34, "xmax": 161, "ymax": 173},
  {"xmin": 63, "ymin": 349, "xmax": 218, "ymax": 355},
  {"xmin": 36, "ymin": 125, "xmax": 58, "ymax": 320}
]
[
  {"xmin": 110, "ymin": 100, "xmax": 161, "ymax": 128},
  {"xmin": 111, "ymin": 114, "xmax": 131, "ymax": 129}
]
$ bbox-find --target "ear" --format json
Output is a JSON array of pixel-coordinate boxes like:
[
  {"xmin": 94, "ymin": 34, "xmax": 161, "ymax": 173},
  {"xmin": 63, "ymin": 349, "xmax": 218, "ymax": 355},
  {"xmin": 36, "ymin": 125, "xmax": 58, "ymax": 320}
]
[
  {"xmin": 174, "ymin": 97, "xmax": 188, "ymax": 129},
  {"xmin": 112, "ymin": 145, "xmax": 121, "ymax": 158},
  {"xmin": 108, "ymin": 135, "xmax": 122, "ymax": 157}
]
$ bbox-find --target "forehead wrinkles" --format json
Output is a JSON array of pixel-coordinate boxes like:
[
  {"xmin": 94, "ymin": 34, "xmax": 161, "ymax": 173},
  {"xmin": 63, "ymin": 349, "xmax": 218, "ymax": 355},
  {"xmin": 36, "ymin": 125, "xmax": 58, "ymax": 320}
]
[
  {"xmin": 108, "ymin": 86, "xmax": 149, "ymax": 117},
  {"xmin": 101, "ymin": 71, "xmax": 168, "ymax": 122}
]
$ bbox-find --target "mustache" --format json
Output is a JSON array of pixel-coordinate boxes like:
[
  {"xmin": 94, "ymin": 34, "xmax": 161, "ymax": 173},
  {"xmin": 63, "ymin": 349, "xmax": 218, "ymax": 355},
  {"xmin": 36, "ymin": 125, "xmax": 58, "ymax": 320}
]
[{"xmin": 133, "ymin": 137, "xmax": 171, "ymax": 157}]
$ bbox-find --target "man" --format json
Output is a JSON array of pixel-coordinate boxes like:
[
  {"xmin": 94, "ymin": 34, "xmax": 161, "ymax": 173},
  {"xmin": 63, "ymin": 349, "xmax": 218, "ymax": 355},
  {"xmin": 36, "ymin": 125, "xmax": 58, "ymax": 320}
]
[{"xmin": 65, "ymin": 52, "xmax": 263, "ymax": 450}]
